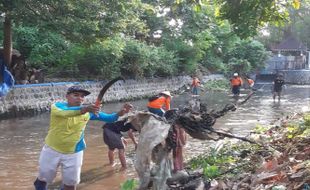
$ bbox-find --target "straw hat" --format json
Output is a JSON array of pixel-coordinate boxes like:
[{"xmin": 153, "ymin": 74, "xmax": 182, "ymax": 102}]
[{"xmin": 160, "ymin": 91, "xmax": 171, "ymax": 97}]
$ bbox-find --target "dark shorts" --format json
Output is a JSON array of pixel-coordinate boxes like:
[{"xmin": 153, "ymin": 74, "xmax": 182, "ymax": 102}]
[
  {"xmin": 148, "ymin": 107, "xmax": 164, "ymax": 117},
  {"xmin": 103, "ymin": 128, "xmax": 124, "ymax": 150},
  {"xmin": 274, "ymin": 88, "xmax": 282, "ymax": 93},
  {"xmin": 232, "ymin": 86, "xmax": 240, "ymax": 95}
]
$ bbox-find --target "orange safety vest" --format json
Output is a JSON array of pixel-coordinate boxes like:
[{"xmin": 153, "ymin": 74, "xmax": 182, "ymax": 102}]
[
  {"xmin": 230, "ymin": 77, "xmax": 243, "ymax": 86},
  {"xmin": 147, "ymin": 96, "xmax": 171, "ymax": 110},
  {"xmin": 192, "ymin": 78, "xmax": 200, "ymax": 87}
]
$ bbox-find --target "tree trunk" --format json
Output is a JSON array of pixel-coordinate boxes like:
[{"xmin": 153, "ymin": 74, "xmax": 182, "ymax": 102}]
[{"xmin": 3, "ymin": 15, "xmax": 12, "ymax": 69}]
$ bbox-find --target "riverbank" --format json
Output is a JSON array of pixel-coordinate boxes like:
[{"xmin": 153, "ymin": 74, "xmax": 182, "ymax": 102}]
[
  {"xmin": 0, "ymin": 74, "xmax": 228, "ymax": 119},
  {"xmin": 173, "ymin": 111, "xmax": 310, "ymax": 190},
  {"xmin": 0, "ymin": 76, "xmax": 191, "ymax": 119},
  {"xmin": 1, "ymin": 84, "xmax": 309, "ymax": 190}
]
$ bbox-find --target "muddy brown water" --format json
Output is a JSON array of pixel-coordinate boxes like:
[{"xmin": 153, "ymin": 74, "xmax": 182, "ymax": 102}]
[{"xmin": 0, "ymin": 84, "xmax": 309, "ymax": 190}]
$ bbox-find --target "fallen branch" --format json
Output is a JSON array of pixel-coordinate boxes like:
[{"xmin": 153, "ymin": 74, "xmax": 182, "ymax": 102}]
[{"xmin": 208, "ymin": 128, "xmax": 258, "ymax": 144}]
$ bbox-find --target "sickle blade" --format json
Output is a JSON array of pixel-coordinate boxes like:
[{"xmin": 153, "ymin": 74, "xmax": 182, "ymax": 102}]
[{"xmin": 95, "ymin": 76, "xmax": 125, "ymax": 106}]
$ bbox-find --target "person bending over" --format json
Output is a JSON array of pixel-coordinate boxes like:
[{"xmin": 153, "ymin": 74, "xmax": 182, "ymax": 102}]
[
  {"xmin": 103, "ymin": 119, "xmax": 137, "ymax": 170},
  {"xmin": 147, "ymin": 91, "xmax": 171, "ymax": 117}
]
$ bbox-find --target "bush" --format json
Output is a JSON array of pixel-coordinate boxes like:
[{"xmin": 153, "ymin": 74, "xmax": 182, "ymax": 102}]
[
  {"xmin": 14, "ymin": 26, "xmax": 68, "ymax": 70},
  {"xmin": 58, "ymin": 36, "xmax": 125, "ymax": 79},
  {"xmin": 121, "ymin": 39, "xmax": 149, "ymax": 78},
  {"xmin": 120, "ymin": 179, "xmax": 138, "ymax": 190},
  {"xmin": 163, "ymin": 37, "xmax": 200, "ymax": 75},
  {"xmin": 204, "ymin": 79, "xmax": 230, "ymax": 91},
  {"xmin": 144, "ymin": 46, "xmax": 178, "ymax": 77}
]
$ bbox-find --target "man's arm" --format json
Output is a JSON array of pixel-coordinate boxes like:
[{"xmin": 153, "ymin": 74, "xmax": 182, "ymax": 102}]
[
  {"xmin": 52, "ymin": 102, "xmax": 85, "ymax": 117},
  {"xmin": 128, "ymin": 129, "xmax": 138, "ymax": 149},
  {"xmin": 117, "ymin": 103, "xmax": 133, "ymax": 116},
  {"xmin": 52, "ymin": 102, "xmax": 100, "ymax": 118},
  {"xmin": 239, "ymin": 78, "xmax": 243, "ymax": 85},
  {"xmin": 165, "ymin": 98, "xmax": 171, "ymax": 110},
  {"xmin": 89, "ymin": 112, "xmax": 119, "ymax": 122},
  {"xmin": 89, "ymin": 103, "xmax": 133, "ymax": 122}
]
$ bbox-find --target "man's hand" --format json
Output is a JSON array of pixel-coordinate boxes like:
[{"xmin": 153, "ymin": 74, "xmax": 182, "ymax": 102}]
[
  {"xmin": 81, "ymin": 104, "xmax": 100, "ymax": 115},
  {"xmin": 118, "ymin": 103, "xmax": 133, "ymax": 116}
]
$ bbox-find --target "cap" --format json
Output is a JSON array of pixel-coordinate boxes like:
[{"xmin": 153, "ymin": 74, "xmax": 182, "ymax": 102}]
[
  {"xmin": 160, "ymin": 91, "xmax": 171, "ymax": 97},
  {"xmin": 233, "ymin": 73, "xmax": 238, "ymax": 76},
  {"xmin": 67, "ymin": 85, "xmax": 91, "ymax": 96}
]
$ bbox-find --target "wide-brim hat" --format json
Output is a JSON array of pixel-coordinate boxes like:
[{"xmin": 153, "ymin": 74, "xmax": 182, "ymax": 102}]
[
  {"xmin": 160, "ymin": 91, "xmax": 171, "ymax": 97},
  {"xmin": 67, "ymin": 85, "xmax": 91, "ymax": 96}
]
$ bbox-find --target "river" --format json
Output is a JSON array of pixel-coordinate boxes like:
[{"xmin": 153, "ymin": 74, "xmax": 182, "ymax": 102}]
[{"xmin": 0, "ymin": 83, "xmax": 309, "ymax": 190}]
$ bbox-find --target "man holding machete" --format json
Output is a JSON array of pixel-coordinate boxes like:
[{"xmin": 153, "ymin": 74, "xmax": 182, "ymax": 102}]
[{"xmin": 34, "ymin": 78, "xmax": 132, "ymax": 190}]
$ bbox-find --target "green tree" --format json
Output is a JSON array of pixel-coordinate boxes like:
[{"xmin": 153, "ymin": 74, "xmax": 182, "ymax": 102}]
[
  {"xmin": 226, "ymin": 40, "xmax": 269, "ymax": 74},
  {"xmin": 256, "ymin": 0, "xmax": 310, "ymax": 50},
  {"xmin": 1, "ymin": 0, "xmax": 104, "ymax": 68}
]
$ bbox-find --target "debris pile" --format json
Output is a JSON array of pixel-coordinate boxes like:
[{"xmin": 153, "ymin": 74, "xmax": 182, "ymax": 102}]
[{"xmin": 178, "ymin": 112, "xmax": 310, "ymax": 190}]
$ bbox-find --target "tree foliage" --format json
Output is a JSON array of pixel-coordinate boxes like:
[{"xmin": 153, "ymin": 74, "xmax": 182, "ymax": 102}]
[
  {"xmin": 1, "ymin": 0, "xmax": 302, "ymax": 80},
  {"xmin": 256, "ymin": 0, "xmax": 310, "ymax": 50}
]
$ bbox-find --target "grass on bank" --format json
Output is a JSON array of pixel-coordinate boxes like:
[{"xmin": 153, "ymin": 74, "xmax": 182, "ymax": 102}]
[{"xmin": 202, "ymin": 79, "xmax": 230, "ymax": 91}]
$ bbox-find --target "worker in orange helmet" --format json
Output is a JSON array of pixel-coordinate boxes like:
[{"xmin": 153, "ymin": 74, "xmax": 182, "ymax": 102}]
[{"xmin": 230, "ymin": 73, "xmax": 243, "ymax": 96}]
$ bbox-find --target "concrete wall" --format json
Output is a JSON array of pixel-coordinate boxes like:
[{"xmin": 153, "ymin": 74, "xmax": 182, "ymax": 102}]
[
  {"xmin": 257, "ymin": 70, "xmax": 310, "ymax": 84},
  {"xmin": 0, "ymin": 76, "xmax": 191, "ymax": 118},
  {"xmin": 281, "ymin": 70, "xmax": 310, "ymax": 84}
]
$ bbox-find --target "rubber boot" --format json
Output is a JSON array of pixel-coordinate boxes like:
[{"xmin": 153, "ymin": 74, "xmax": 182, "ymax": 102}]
[{"xmin": 34, "ymin": 178, "xmax": 47, "ymax": 190}]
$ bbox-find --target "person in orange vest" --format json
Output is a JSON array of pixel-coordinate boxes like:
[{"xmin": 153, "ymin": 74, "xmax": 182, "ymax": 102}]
[
  {"xmin": 147, "ymin": 91, "xmax": 171, "ymax": 117},
  {"xmin": 191, "ymin": 76, "xmax": 201, "ymax": 95},
  {"xmin": 245, "ymin": 75, "xmax": 255, "ymax": 90},
  {"xmin": 230, "ymin": 73, "xmax": 243, "ymax": 96}
]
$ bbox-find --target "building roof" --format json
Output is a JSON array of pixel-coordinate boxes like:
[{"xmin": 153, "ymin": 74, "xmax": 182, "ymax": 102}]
[{"xmin": 272, "ymin": 35, "xmax": 307, "ymax": 52}]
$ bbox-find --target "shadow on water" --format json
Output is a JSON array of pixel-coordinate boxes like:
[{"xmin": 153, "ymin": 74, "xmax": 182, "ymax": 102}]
[{"xmin": 0, "ymin": 84, "xmax": 309, "ymax": 189}]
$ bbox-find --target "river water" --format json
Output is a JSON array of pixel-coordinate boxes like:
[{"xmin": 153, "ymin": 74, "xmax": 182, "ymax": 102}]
[{"xmin": 0, "ymin": 84, "xmax": 309, "ymax": 190}]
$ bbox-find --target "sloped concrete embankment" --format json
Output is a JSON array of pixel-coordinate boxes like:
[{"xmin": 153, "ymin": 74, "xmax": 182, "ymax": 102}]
[
  {"xmin": 0, "ymin": 76, "xmax": 191, "ymax": 119},
  {"xmin": 282, "ymin": 70, "xmax": 310, "ymax": 84}
]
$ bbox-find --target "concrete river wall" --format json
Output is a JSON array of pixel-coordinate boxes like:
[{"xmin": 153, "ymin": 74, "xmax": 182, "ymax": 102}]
[
  {"xmin": 281, "ymin": 70, "xmax": 310, "ymax": 84},
  {"xmin": 0, "ymin": 76, "xmax": 191, "ymax": 119}
]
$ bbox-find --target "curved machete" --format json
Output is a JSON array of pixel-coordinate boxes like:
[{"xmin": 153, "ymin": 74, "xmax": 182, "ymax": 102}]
[{"xmin": 95, "ymin": 76, "xmax": 125, "ymax": 106}]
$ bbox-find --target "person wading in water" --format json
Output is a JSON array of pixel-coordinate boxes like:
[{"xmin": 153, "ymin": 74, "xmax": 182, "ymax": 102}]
[
  {"xmin": 102, "ymin": 119, "xmax": 137, "ymax": 170},
  {"xmin": 272, "ymin": 73, "xmax": 285, "ymax": 102},
  {"xmin": 191, "ymin": 76, "xmax": 201, "ymax": 95},
  {"xmin": 33, "ymin": 85, "xmax": 132, "ymax": 190},
  {"xmin": 230, "ymin": 73, "xmax": 243, "ymax": 96}
]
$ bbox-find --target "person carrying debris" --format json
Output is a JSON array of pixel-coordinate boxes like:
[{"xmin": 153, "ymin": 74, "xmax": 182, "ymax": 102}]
[
  {"xmin": 147, "ymin": 91, "xmax": 171, "ymax": 117},
  {"xmin": 245, "ymin": 75, "xmax": 256, "ymax": 91},
  {"xmin": 272, "ymin": 73, "xmax": 285, "ymax": 102},
  {"xmin": 102, "ymin": 119, "xmax": 137, "ymax": 170},
  {"xmin": 230, "ymin": 73, "xmax": 243, "ymax": 96}
]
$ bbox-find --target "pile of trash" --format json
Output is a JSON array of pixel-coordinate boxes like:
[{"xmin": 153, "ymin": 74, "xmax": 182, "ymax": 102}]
[
  {"xmin": 124, "ymin": 94, "xmax": 309, "ymax": 190},
  {"xmin": 125, "ymin": 98, "xmax": 256, "ymax": 190},
  {"xmin": 178, "ymin": 112, "xmax": 310, "ymax": 190}
]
